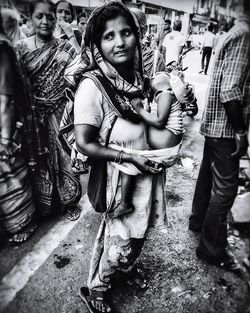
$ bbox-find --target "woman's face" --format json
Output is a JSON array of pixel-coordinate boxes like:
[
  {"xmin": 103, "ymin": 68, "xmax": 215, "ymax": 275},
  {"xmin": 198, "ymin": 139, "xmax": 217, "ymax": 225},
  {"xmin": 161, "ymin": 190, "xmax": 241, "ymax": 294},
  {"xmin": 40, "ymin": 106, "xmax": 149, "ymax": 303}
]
[
  {"xmin": 31, "ymin": 2, "xmax": 56, "ymax": 37},
  {"xmin": 100, "ymin": 15, "xmax": 136, "ymax": 68},
  {"xmin": 56, "ymin": 2, "xmax": 72, "ymax": 23}
]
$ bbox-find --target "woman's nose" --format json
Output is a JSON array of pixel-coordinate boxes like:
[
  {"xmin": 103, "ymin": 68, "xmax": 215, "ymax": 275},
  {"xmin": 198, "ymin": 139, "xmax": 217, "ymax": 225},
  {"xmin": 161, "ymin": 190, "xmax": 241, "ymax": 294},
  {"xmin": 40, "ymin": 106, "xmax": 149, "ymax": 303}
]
[
  {"xmin": 115, "ymin": 35, "xmax": 125, "ymax": 46},
  {"xmin": 41, "ymin": 15, "xmax": 48, "ymax": 23}
]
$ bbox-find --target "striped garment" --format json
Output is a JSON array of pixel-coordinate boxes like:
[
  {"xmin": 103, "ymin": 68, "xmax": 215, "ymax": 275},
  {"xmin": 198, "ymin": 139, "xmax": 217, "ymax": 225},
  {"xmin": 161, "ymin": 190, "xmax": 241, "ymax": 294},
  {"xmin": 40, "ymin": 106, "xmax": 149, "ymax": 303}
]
[
  {"xmin": 151, "ymin": 96, "xmax": 184, "ymax": 136},
  {"xmin": 200, "ymin": 15, "xmax": 250, "ymax": 138},
  {"xmin": 0, "ymin": 155, "xmax": 35, "ymax": 234},
  {"xmin": 17, "ymin": 38, "xmax": 82, "ymax": 216},
  {"xmin": 141, "ymin": 43, "xmax": 166, "ymax": 77}
]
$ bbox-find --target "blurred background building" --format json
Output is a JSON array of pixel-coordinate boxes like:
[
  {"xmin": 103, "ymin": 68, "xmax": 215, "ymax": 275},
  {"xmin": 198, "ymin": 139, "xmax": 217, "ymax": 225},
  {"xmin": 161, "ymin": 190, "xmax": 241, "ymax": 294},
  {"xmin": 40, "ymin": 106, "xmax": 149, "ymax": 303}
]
[{"xmin": 1, "ymin": 0, "xmax": 241, "ymax": 37}]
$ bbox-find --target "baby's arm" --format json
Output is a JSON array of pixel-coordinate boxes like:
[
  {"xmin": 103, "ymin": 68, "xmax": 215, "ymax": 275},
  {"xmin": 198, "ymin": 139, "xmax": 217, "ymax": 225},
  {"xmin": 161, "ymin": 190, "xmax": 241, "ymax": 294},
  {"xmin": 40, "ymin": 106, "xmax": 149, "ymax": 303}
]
[{"xmin": 131, "ymin": 91, "xmax": 173, "ymax": 129}]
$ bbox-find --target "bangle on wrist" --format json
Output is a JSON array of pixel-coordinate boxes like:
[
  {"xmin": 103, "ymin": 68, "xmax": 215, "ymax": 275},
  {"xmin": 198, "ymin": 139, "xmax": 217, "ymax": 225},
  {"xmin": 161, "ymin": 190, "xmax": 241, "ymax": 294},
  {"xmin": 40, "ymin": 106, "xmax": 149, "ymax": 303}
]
[
  {"xmin": 68, "ymin": 34, "xmax": 75, "ymax": 40},
  {"xmin": 114, "ymin": 150, "xmax": 124, "ymax": 164}
]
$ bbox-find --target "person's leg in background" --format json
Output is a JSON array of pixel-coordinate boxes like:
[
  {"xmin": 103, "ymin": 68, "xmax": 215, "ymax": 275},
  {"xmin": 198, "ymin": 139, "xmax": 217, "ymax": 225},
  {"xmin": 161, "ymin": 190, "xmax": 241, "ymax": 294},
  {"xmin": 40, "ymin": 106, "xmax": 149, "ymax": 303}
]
[
  {"xmin": 196, "ymin": 138, "xmax": 241, "ymax": 271},
  {"xmin": 189, "ymin": 139, "xmax": 213, "ymax": 231},
  {"xmin": 204, "ymin": 47, "xmax": 212, "ymax": 75},
  {"xmin": 200, "ymin": 48, "xmax": 205, "ymax": 73}
]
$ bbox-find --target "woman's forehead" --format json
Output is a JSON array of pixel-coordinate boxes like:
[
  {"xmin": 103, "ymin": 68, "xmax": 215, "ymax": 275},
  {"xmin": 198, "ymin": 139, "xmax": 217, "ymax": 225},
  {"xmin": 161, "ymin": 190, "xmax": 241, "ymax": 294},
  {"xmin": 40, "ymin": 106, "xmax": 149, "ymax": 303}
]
[
  {"xmin": 33, "ymin": 2, "xmax": 53, "ymax": 13},
  {"xmin": 103, "ymin": 15, "xmax": 131, "ymax": 32},
  {"xmin": 57, "ymin": 1, "xmax": 70, "ymax": 10}
]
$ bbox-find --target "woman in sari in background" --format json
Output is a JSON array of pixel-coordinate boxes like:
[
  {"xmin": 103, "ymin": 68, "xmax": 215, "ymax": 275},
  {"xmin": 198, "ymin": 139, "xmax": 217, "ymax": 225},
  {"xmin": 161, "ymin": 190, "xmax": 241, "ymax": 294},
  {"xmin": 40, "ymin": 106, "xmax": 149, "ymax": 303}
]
[
  {"xmin": 0, "ymin": 8, "xmax": 38, "ymax": 245},
  {"xmin": 54, "ymin": 0, "xmax": 81, "ymax": 53},
  {"xmin": 17, "ymin": 0, "xmax": 82, "ymax": 220}
]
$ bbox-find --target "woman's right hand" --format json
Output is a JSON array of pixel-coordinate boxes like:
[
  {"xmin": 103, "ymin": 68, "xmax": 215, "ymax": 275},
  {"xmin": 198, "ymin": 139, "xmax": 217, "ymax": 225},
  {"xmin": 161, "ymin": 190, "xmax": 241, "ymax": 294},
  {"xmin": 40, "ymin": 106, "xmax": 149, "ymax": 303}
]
[{"xmin": 131, "ymin": 154, "xmax": 163, "ymax": 174}]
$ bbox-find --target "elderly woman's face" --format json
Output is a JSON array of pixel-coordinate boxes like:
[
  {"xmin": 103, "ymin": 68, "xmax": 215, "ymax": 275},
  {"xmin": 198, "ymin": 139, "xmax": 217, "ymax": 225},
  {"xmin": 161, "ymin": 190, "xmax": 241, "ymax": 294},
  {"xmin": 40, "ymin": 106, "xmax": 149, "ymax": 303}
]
[
  {"xmin": 56, "ymin": 2, "xmax": 72, "ymax": 23},
  {"xmin": 31, "ymin": 3, "xmax": 56, "ymax": 37},
  {"xmin": 100, "ymin": 15, "xmax": 136, "ymax": 67}
]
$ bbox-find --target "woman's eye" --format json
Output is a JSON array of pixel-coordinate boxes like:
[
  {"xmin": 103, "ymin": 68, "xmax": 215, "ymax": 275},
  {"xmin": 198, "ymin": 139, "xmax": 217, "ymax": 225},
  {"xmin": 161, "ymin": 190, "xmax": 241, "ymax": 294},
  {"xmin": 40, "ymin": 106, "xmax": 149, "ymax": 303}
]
[
  {"xmin": 122, "ymin": 30, "xmax": 131, "ymax": 37},
  {"xmin": 35, "ymin": 14, "xmax": 43, "ymax": 19},
  {"xmin": 104, "ymin": 33, "xmax": 114, "ymax": 41}
]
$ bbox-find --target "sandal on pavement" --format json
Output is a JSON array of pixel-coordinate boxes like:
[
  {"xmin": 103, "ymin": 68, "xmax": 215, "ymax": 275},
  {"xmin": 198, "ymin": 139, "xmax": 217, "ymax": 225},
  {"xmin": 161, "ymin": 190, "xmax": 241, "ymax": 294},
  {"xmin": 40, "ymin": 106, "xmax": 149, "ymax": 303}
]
[
  {"xmin": 66, "ymin": 205, "xmax": 81, "ymax": 221},
  {"xmin": 8, "ymin": 223, "xmax": 38, "ymax": 246},
  {"xmin": 79, "ymin": 287, "xmax": 114, "ymax": 313},
  {"xmin": 125, "ymin": 267, "xmax": 149, "ymax": 290}
]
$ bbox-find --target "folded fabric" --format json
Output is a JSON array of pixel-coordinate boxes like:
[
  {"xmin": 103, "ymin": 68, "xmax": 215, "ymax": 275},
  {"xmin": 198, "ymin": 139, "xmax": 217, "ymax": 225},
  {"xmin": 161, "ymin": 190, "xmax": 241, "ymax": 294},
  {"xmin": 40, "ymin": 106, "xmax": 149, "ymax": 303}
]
[{"xmin": 109, "ymin": 142, "xmax": 182, "ymax": 175}]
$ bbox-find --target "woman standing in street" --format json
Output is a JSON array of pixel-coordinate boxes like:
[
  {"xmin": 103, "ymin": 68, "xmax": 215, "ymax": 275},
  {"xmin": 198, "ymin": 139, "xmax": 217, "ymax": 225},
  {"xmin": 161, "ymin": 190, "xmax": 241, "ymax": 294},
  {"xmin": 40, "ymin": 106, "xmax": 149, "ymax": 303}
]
[
  {"xmin": 72, "ymin": 2, "xmax": 168, "ymax": 312},
  {"xmin": 17, "ymin": 0, "xmax": 82, "ymax": 220}
]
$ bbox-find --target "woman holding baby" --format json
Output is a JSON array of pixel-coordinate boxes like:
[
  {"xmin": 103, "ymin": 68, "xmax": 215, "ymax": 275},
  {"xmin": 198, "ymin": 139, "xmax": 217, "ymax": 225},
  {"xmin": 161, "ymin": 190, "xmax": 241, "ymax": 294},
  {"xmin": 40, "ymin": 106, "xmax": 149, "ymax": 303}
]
[{"xmin": 70, "ymin": 2, "xmax": 195, "ymax": 312}]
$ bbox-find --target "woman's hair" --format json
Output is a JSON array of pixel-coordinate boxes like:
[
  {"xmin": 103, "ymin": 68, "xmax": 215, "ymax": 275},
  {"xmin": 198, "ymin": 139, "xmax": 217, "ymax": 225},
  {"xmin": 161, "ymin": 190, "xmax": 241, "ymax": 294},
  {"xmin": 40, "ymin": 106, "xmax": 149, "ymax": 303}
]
[
  {"xmin": 55, "ymin": 0, "xmax": 74, "ymax": 20},
  {"xmin": 30, "ymin": 0, "xmax": 56, "ymax": 16},
  {"xmin": 89, "ymin": 3, "xmax": 139, "ymax": 51}
]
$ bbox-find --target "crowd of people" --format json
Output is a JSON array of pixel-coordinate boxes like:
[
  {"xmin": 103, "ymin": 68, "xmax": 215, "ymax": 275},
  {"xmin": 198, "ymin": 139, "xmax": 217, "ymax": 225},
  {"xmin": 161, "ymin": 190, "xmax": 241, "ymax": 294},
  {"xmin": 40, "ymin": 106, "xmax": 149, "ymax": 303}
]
[{"xmin": 0, "ymin": 0, "xmax": 249, "ymax": 312}]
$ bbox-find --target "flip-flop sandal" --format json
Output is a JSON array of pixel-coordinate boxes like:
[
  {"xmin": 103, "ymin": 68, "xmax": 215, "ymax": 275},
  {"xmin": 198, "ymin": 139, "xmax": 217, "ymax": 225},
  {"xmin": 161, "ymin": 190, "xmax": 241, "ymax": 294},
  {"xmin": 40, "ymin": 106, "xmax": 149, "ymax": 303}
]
[
  {"xmin": 8, "ymin": 224, "xmax": 38, "ymax": 246},
  {"xmin": 67, "ymin": 206, "xmax": 81, "ymax": 221},
  {"xmin": 79, "ymin": 287, "xmax": 114, "ymax": 313}
]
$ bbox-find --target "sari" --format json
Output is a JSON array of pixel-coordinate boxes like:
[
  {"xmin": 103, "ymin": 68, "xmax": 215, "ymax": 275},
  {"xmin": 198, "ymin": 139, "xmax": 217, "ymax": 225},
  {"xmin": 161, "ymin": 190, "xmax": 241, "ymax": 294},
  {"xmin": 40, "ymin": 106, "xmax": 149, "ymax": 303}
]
[
  {"xmin": 64, "ymin": 1, "xmax": 168, "ymax": 292},
  {"xmin": 17, "ymin": 38, "xmax": 82, "ymax": 217},
  {"xmin": 0, "ymin": 37, "xmax": 35, "ymax": 235}
]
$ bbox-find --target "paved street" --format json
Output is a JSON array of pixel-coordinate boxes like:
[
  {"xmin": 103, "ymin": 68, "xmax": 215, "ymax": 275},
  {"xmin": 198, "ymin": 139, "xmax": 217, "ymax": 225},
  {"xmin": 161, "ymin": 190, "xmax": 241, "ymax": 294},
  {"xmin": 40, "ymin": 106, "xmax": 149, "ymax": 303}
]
[{"xmin": 0, "ymin": 50, "xmax": 250, "ymax": 313}]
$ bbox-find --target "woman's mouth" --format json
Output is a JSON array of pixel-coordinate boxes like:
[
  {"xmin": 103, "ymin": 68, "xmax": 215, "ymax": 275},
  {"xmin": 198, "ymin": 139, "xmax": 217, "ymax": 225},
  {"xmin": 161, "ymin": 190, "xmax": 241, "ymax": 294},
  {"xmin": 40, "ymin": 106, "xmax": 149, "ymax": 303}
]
[{"xmin": 115, "ymin": 50, "xmax": 127, "ymax": 56}]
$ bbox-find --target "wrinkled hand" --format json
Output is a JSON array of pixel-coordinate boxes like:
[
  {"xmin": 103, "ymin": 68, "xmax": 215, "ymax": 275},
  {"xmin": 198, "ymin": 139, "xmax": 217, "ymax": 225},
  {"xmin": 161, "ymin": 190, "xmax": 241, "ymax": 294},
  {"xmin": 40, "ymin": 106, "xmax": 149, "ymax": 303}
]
[
  {"xmin": 231, "ymin": 132, "xmax": 248, "ymax": 158},
  {"xmin": 0, "ymin": 142, "xmax": 20, "ymax": 164},
  {"xmin": 132, "ymin": 155, "xmax": 163, "ymax": 174},
  {"xmin": 59, "ymin": 20, "xmax": 74, "ymax": 37}
]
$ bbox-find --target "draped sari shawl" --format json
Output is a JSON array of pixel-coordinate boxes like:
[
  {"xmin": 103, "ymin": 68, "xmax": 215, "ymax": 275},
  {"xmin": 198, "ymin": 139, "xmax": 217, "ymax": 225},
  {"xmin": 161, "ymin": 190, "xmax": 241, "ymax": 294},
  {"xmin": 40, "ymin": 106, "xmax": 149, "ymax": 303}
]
[{"xmin": 17, "ymin": 38, "xmax": 82, "ymax": 215}]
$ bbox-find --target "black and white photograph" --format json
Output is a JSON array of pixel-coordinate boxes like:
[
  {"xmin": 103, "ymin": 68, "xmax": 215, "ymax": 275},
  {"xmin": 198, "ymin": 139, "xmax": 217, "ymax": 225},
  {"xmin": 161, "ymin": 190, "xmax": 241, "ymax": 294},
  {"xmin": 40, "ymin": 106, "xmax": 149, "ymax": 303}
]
[{"xmin": 0, "ymin": 0, "xmax": 249, "ymax": 312}]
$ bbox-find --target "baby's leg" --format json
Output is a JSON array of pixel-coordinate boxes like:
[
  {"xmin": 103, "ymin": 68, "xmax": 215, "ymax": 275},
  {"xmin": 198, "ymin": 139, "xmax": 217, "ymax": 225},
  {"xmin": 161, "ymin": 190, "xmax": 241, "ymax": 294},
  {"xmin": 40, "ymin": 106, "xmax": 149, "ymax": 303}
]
[{"xmin": 109, "ymin": 172, "xmax": 134, "ymax": 219}]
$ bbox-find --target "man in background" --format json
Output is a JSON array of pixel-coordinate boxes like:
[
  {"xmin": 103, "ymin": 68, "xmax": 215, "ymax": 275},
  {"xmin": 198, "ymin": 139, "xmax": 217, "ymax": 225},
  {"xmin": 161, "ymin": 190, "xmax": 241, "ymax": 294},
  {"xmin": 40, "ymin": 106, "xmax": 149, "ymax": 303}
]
[
  {"xmin": 189, "ymin": 0, "xmax": 250, "ymax": 272},
  {"xmin": 157, "ymin": 18, "xmax": 171, "ymax": 53},
  {"xmin": 162, "ymin": 20, "xmax": 185, "ymax": 67},
  {"xmin": 199, "ymin": 23, "xmax": 216, "ymax": 75}
]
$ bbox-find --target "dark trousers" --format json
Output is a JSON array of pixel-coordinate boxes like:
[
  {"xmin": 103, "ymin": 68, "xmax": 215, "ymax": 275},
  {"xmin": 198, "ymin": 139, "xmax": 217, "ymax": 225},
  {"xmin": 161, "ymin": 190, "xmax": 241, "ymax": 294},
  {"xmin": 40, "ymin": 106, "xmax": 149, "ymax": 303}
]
[
  {"xmin": 190, "ymin": 137, "xmax": 239, "ymax": 258},
  {"xmin": 201, "ymin": 46, "xmax": 212, "ymax": 74}
]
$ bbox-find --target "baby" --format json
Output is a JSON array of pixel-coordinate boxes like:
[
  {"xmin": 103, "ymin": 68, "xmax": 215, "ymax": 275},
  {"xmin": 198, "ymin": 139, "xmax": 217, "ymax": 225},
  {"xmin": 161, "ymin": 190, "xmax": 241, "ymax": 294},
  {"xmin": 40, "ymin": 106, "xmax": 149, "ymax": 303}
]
[{"xmin": 109, "ymin": 72, "xmax": 185, "ymax": 218}]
